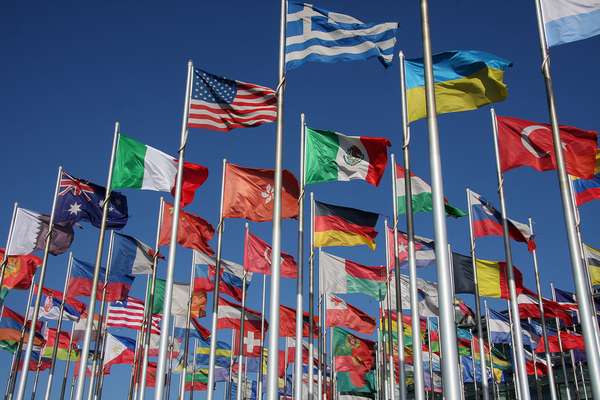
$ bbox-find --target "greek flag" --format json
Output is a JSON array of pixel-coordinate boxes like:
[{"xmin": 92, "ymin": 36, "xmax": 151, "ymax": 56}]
[{"xmin": 285, "ymin": 2, "xmax": 399, "ymax": 70}]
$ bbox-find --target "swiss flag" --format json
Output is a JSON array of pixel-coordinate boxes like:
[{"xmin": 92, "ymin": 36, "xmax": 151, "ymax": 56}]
[
  {"xmin": 232, "ymin": 328, "xmax": 263, "ymax": 357},
  {"xmin": 243, "ymin": 231, "xmax": 297, "ymax": 278},
  {"xmin": 496, "ymin": 115, "xmax": 597, "ymax": 179}
]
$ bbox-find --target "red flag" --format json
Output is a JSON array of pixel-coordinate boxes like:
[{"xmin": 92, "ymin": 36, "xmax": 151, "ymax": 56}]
[
  {"xmin": 243, "ymin": 232, "xmax": 297, "ymax": 278},
  {"xmin": 217, "ymin": 297, "xmax": 267, "ymax": 333},
  {"xmin": 326, "ymin": 294, "xmax": 376, "ymax": 335},
  {"xmin": 232, "ymin": 328, "xmax": 263, "ymax": 357},
  {"xmin": 159, "ymin": 202, "xmax": 215, "ymax": 255},
  {"xmin": 0, "ymin": 249, "xmax": 41, "ymax": 290},
  {"xmin": 517, "ymin": 289, "xmax": 573, "ymax": 325},
  {"xmin": 535, "ymin": 331, "xmax": 585, "ymax": 353},
  {"xmin": 176, "ymin": 161, "xmax": 209, "ymax": 207},
  {"xmin": 496, "ymin": 115, "xmax": 597, "ymax": 179},
  {"xmin": 222, "ymin": 163, "xmax": 299, "ymax": 222},
  {"xmin": 279, "ymin": 304, "xmax": 318, "ymax": 338}
]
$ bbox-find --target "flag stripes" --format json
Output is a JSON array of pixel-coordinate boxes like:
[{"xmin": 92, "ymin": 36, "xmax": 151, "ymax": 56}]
[{"xmin": 107, "ymin": 297, "xmax": 161, "ymax": 335}]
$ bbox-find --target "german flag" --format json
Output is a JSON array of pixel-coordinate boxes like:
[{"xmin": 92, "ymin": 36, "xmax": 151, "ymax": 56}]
[{"xmin": 314, "ymin": 201, "xmax": 379, "ymax": 250}]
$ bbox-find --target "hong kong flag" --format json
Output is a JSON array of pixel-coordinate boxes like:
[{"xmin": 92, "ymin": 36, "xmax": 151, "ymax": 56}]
[
  {"xmin": 243, "ymin": 231, "xmax": 297, "ymax": 278},
  {"xmin": 496, "ymin": 115, "xmax": 597, "ymax": 179}
]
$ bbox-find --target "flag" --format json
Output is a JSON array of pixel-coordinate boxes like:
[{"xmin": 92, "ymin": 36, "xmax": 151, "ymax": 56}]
[
  {"xmin": 584, "ymin": 243, "xmax": 600, "ymax": 285},
  {"xmin": 304, "ymin": 128, "xmax": 390, "ymax": 186},
  {"xmin": 111, "ymin": 232, "xmax": 156, "ymax": 276},
  {"xmin": 67, "ymin": 258, "xmax": 133, "ymax": 302},
  {"xmin": 395, "ymin": 165, "xmax": 465, "ymax": 217},
  {"xmin": 17, "ymin": 349, "xmax": 51, "ymax": 372},
  {"xmin": 37, "ymin": 291, "xmax": 83, "ymax": 321},
  {"xmin": 487, "ymin": 309, "xmax": 537, "ymax": 348},
  {"xmin": 0, "ymin": 307, "xmax": 44, "ymax": 352},
  {"xmin": 517, "ymin": 289, "xmax": 573, "ymax": 325},
  {"xmin": 102, "ymin": 333, "xmax": 136, "ymax": 373},
  {"xmin": 184, "ymin": 369, "xmax": 209, "ymax": 391},
  {"xmin": 320, "ymin": 251, "xmax": 386, "ymax": 300},
  {"xmin": 326, "ymin": 294, "xmax": 375, "ymax": 335},
  {"xmin": 496, "ymin": 115, "xmax": 597, "ymax": 179},
  {"xmin": 7, "ymin": 208, "xmax": 74, "ymax": 256},
  {"xmin": 285, "ymin": 2, "xmax": 398, "ymax": 70},
  {"xmin": 452, "ymin": 255, "xmax": 523, "ymax": 298},
  {"xmin": 232, "ymin": 328, "xmax": 263, "ymax": 357},
  {"xmin": 195, "ymin": 340, "xmax": 231, "ymax": 368},
  {"xmin": 173, "ymin": 316, "xmax": 210, "ymax": 343},
  {"xmin": 217, "ymin": 296, "xmax": 267, "ymax": 333},
  {"xmin": 192, "ymin": 251, "xmax": 251, "ymax": 302},
  {"xmin": 56, "ymin": 170, "xmax": 128, "ymax": 229},
  {"xmin": 333, "ymin": 327, "xmax": 376, "ymax": 396},
  {"xmin": 243, "ymin": 232, "xmax": 297, "ymax": 278},
  {"xmin": 0, "ymin": 249, "xmax": 41, "ymax": 291},
  {"xmin": 222, "ymin": 163, "xmax": 299, "ymax": 222},
  {"xmin": 151, "ymin": 279, "xmax": 206, "ymax": 318},
  {"xmin": 388, "ymin": 228, "xmax": 436, "ymax": 269},
  {"xmin": 535, "ymin": 330, "xmax": 585, "ymax": 353},
  {"xmin": 468, "ymin": 190, "xmax": 536, "ymax": 251},
  {"xmin": 314, "ymin": 201, "xmax": 379, "ymax": 250},
  {"xmin": 111, "ymin": 134, "xmax": 208, "ymax": 206},
  {"xmin": 187, "ymin": 68, "xmax": 277, "ymax": 132},
  {"xmin": 158, "ymin": 201, "xmax": 215, "ymax": 255},
  {"xmin": 72, "ymin": 314, "xmax": 100, "ymax": 342},
  {"xmin": 572, "ymin": 149, "xmax": 600, "ymax": 205},
  {"xmin": 541, "ymin": 0, "xmax": 600, "ymax": 46},
  {"xmin": 279, "ymin": 304, "xmax": 318, "ymax": 338},
  {"xmin": 405, "ymin": 50, "xmax": 511, "ymax": 123},
  {"xmin": 42, "ymin": 328, "xmax": 79, "ymax": 361},
  {"xmin": 107, "ymin": 297, "xmax": 161, "ymax": 335},
  {"xmin": 553, "ymin": 288, "xmax": 580, "ymax": 311}
]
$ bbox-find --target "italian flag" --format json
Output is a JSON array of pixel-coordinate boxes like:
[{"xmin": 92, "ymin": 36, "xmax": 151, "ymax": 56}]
[
  {"xmin": 395, "ymin": 164, "xmax": 465, "ymax": 218},
  {"xmin": 320, "ymin": 252, "xmax": 386, "ymax": 300},
  {"xmin": 112, "ymin": 135, "xmax": 208, "ymax": 206},
  {"xmin": 305, "ymin": 128, "xmax": 390, "ymax": 186}
]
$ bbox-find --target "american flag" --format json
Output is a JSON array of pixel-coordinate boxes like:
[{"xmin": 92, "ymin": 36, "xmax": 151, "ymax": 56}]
[
  {"xmin": 107, "ymin": 297, "xmax": 161, "ymax": 335},
  {"xmin": 187, "ymin": 68, "xmax": 277, "ymax": 132}
]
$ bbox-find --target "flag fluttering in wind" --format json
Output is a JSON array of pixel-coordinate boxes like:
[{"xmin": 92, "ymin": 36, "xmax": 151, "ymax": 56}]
[
  {"xmin": 42, "ymin": 328, "xmax": 79, "ymax": 361},
  {"xmin": 112, "ymin": 134, "xmax": 208, "ymax": 207},
  {"xmin": 192, "ymin": 251, "xmax": 251, "ymax": 302},
  {"xmin": 314, "ymin": 200, "xmax": 379, "ymax": 250},
  {"xmin": 7, "ymin": 208, "xmax": 74, "ymax": 256},
  {"xmin": 67, "ymin": 258, "xmax": 133, "ymax": 302},
  {"xmin": 320, "ymin": 251, "xmax": 386, "ymax": 300},
  {"xmin": 487, "ymin": 309, "xmax": 537, "ymax": 349},
  {"xmin": 451, "ymin": 253, "xmax": 523, "ymax": 299},
  {"xmin": 107, "ymin": 297, "xmax": 161, "ymax": 335},
  {"xmin": 232, "ymin": 328, "xmax": 263, "ymax": 357},
  {"xmin": 222, "ymin": 163, "xmax": 299, "ymax": 222},
  {"xmin": 388, "ymin": 228, "xmax": 436, "ymax": 269},
  {"xmin": 304, "ymin": 128, "xmax": 390, "ymax": 186},
  {"xmin": 243, "ymin": 231, "xmax": 297, "ymax": 278},
  {"xmin": 0, "ymin": 307, "xmax": 45, "ymax": 352},
  {"xmin": 216, "ymin": 297, "xmax": 267, "ymax": 333},
  {"xmin": 0, "ymin": 249, "xmax": 41, "ymax": 292},
  {"xmin": 187, "ymin": 68, "xmax": 277, "ymax": 132},
  {"xmin": 150, "ymin": 279, "xmax": 206, "ymax": 318},
  {"xmin": 279, "ymin": 304, "xmax": 318, "ymax": 338},
  {"xmin": 285, "ymin": 2, "xmax": 398, "ymax": 70},
  {"xmin": 184, "ymin": 369, "xmax": 209, "ymax": 391},
  {"xmin": 395, "ymin": 164, "xmax": 465, "ymax": 217},
  {"xmin": 405, "ymin": 50, "xmax": 511, "ymax": 123},
  {"xmin": 159, "ymin": 202, "xmax": 215, "ymax": 255},
  {"xmin": 333, "ymin": 327, "xmax": 376, "ymax": 396},
  {"xmin": 541, "ymin": 0, "xmax": 600, "ymax": 47},
  {"xmin": 102, "ymin": 333, "xmax": 136, "ymax": 374},
  {"xmin": 572, "ymin": 150, "xmax": 600, "ymax": 205},
  {"xmin": 583, "ymin": 243, "xmax": 600, "ymax": 285},
  {"xmin": 326, "ymin": 294, "xmax": 375, "ymax": 335},
  {"xmin": 517, "ymin": 289, "xmax": 573, "ymax": 325},
  {"xmin": 111, "ymin": 232, "xmax": 156, "ymax": 276},
  {"xmin": 496, "ymin": 115, "xmax": 597, "ymax": 179}
]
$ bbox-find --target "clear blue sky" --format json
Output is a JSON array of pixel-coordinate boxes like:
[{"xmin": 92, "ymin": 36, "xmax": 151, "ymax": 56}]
[{"xmin": 2, "ymin": 0, "xmax": 599, "ymax": 398}]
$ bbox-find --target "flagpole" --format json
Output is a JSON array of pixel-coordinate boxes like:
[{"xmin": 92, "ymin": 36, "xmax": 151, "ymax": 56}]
[
  {"xmin": 178, "ymin": 256, "xmax": 196, "ymax": 400},
  {"xmin": 427, "ymin": 318, "xmax": 433, "ymax": 396},
  {"xmin": 469, "ymin": 330, "xmax": 478, "ymax": 398},
  {"xmin": 465, "ymin": 188, "xmax": 491, "ymax": 400},
  {"xmin": 550, "ymin": 283, "xmax": 574, "ymax": 400},
  {"xmin": 190, "ymin": 339, "xmax": 197, "ymax": 400},
  {"xmin": 383, "ymin": 219, "xmax": 396, "ymax": 400},
  {"xmin": 226, "ymin": 330, "xmax": 235, "ymax": 400},
  {"xmin": 578, "ymin": 361, "xmax": 588, "ymax": 400},
  {"xmin": 206, "ymin": 158, "xmax": 228, "ymax": 400},
  {"xmin": 236, "ymin": 230, "xmax": 249, "ymax": 400},
  {"xmin": 43, "ymin": 252, "xmax": 74, "ymax": 400},
  {"xmin": 131, "ymin": 278, "xmax": 150, "ymax": 400},
  {"xmin": 532, "ymin": 1, "xmax": 600, "ymax": 396},
  {"xmin": 59, "ymin": 322, "xmax": 76, "ymax": 400},
  {"xmin": 527, "ymin": 317, "xmax": 542, "ymax": 399},
  {"xmin": 526, "ymin": 218, "xmax": 558, "ymax": 399},
  {"xmin": 317, "ymin": 294, "xmax": 323, "ymax": 400},
  {"xmin": 505, "ymin": 300, "xmax": 522, "ymax": 400},
  {"xmin": 484, "ymin": 302, "xmax": 500, "ymax": 400},
  {"xmin": 31, "ymin": 360, "xmax": 42, "ymax": 400},
  {"xmin": 256, "ymin": 274, "xmax": 267, "ymax": 400},
  {"xmin": 294, "ymin": 112, "xmax": 306, "ymax": 400},
  {"xmin": 307, "ymin": 192, "xmax": 315, "ymax": 399},
  {"xmin": 16, "ymin": 165, "xmax": 64, "ymax": 400},
  {"xmin": 489, "ymin": 108, "xmax": 532, "ymax": 400},
  {"xmin": 0, "ymin": 201, "xmax": 19, "ymax": 296},
  {"xmin": 397, "ymin": 50, "xmax": 425, "ymax": 400},
  {"xmin": 418, "ymin": 2, "xmax": 460, "ymax": 398},
  {"xmin": 139, "ymin": 197, "xmax": 165, "ymax": 400}
]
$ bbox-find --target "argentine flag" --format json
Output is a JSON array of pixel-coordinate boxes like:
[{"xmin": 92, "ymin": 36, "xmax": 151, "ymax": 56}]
[
  {"xmin": 285, "ymin": 2, "xmax": 398, "ymax": 70},
  {"xmin": 542, "ymin": 0, "xmax": 600, "ymax": 46}
]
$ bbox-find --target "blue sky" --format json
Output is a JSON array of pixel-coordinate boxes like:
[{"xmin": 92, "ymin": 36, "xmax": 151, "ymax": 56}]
[{"xmin": 2, "ymin": 0, "xmax": 600, "ymax": 398}]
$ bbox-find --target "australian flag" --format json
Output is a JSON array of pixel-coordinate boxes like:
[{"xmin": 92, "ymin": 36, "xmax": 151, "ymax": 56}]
[{"xmin": 55, "ymin": 171, "xmax": 128, "ymax": 229}]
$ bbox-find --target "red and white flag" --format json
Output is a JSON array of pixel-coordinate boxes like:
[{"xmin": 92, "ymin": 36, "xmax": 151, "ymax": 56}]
[
  {"xmin": 217, "ymin": 297, "xmax": 267, "ymax": 333},
  {"xmin": 517, "ymin": 289, "xmax": 573, "ymax": 325},
  {"xmin": 279, "ymin": 304, "xmax": 318, "ymax": 338},
  {"xmin": 233, "ymin": 328, "xmax": 263, "ymax": 357},
  {"xmin": 325, "ymin": 294, "xmax": 376, "ymax": 335},
  {"xmin": 243, "ymin": 231, "xmax": 297, "ymax": 278},
  {"xmin": 107, "ymin": 297, "xmax": 161, "ymax": 335}
]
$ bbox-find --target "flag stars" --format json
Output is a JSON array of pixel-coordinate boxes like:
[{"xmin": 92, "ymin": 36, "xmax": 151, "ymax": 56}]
[{"xmin": 68, "ymin": 202, "xmax": 82, "ymax": 216}]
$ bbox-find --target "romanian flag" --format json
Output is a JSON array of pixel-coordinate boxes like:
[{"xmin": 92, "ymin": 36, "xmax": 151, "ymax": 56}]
[
  {"xmin": 572, "ymin": 149, "xmax": 600, "ymax": 206},
  {"xmin": 314, "ymin": 200, "xmax": 379, "ymax": 250},
  {"xmin": 0, "ymin": 307, "xmax": 45, "ymax": 352},
  {"xmin": 405, "ymin": 50, "xmax": 512, "ymax": 123},
  {"xmin": 474, "ymin": 258, "xmax": 523, "ymax": 299}
]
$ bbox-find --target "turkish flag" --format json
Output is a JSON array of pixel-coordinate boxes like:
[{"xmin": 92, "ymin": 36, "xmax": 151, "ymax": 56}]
[
  {"xmin": 279, "ymin": 304, "xmax": 319, "ymax": 338},
  {"xmin": 159, "ymin": 202, "xmax": 215, "ymax": 255},
  {"xmin": 222, "ymin": 163, "xmax": 299, "ymax": 222},
  {"xmin": 243, "ymin": 232, "xmax": 297, "ymax": 278},
  {"xmin": 497, "ymin": 116, "xmax": 597, "ymax": 179}
]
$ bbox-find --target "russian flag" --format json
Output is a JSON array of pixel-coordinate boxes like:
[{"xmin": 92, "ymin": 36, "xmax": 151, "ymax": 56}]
[
  {"xmin": 67, "ymin": 258, "xmax": 133, "ymax": 302},
  {"xmin": 111, "ymin": 232, "xmax": 156, "ymax": 275},
  {"xmin": 102, "ymin": 333, "xmax": 136, "ymax": 373},
  {"xmin": 192, "ymin": 251, "xmax": 251, "ymax": 302}
]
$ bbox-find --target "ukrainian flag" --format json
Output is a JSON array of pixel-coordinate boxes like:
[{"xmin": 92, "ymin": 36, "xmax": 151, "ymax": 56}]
[{"xmin": 405, "ymin": 50, "xmax": 512, "ymax": 123}]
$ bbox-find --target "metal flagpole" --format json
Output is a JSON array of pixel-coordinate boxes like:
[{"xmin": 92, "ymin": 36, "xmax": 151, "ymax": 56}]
[
  {"xmin": 131, "ymin": 275, "xmax": 150, "ymax": 400},
  {"xmin": 418, "ymin": 2, "xmax": 460, "ymax": 398},
  {"xmin": 0, "ymin": 202, "xmax": 19, "ymax": 295},
  {"xmin": 397, "ymin": 50, "xmax": 425, "ymax": 400},
  {"xmin": 236, "ymin": 252, "xmax": 248, "ymax": 400},
  {"xmin": 550, "ymin": 283, "xmax": 574, "ymax": 400},
  {"xmin": 528, "ymin": 318, "xmax": 542, "ymax": 399},
  {"xmin": 31, "ymin": 361, "xmax": 42, "ymax": 400},
  {"xmin": 532, "ymin": 2, "xmax": 600, "ymax": 397},
  {"xmin": 427, "ymin": 318, "xmax": 434, "ymax": 397},
  {"xmin": 73, "ymin": 121, "xmax": 120, "ymax": 400},
  {"xmin": 190, "ymin": 339, "xmax": 197, "ymax": 400},
  {"xmin": 294, "ymin": 112, "xmax": 306, "ymax": 400},
  {"xmin": 376, "ymin": 328, "xmax": 384, "ymax": 400},
  {"xmin": 43, "ymin": 253, "xmax": 75, "ymax": 400},
  {"xmin": 527, "ymin": 218, "xmax": 558, "ymax": 399},
  {"xmin": 466, "ymin": 188, "xmax": 491, "ymax": 400},
  {"xmin": 383, "ymin": 220, "xmax": 396, "ymax": 400},
  {"xmin": 206, "ymin": 158, "xmax": 228, "ymax": 400},
  {"xmin": 490, "ymin": 108, "xmax": 531, "ymax": 400},
  {"xmin": 178, "ymin": 256, "xmax": 197, "ymax": 400},
  {"xmin": 139, "ymin": 197, "xmax": 165, "ymax": 400},
  {"xmin": 93, "ymin": 317, "xmax": 110, "ymax": 400},
  {"xmin": 469, "ymin": 330, "xmax": 478, "ymax": 399},
  {"xmin": 226, "ymin": 331, "xmax": 235, "ymax": 400},
  {"xmin": 59, "ymin": 323, "xmax": 76, "ymax": 400},
  {"xmin": 308, "ymin": 193, "xmax": 315, "ymax": 399},
  {"xmin": 153, "ymin": 59, "xmax": 194, "ymax": 400},
  {"xmin": 16, "ymin": 165, "xmax": 64, "ymax": 400},
  {"xmin": 165, "ymin": 319, "xmax": 177, "ymax": 400},
  {"xmin": 379, "ymin": 308, "xmax": 389, "ymax": 399},
  {"xmin": 256, "ymin": 275, "xmax": 267, "ymax": 400},
  {"xmin": 570, "ymin": 350, "xmax": 582, "ymax": 399},
  {"xmin": 578, "ymin": 361, "xmax": 588, "ymax": 400},
  {"xmin": 265, "ymin": 0, "xmax": 287, "ymax": 398},
  {"xmin": 506, "ymin": 300, "xmax": 523, "ymax": 400},
  {"xmin": 128, "ymin": 330, "xmax": 142, "ymax": 400},
  {"xmin": 484, "ymin": 302, "xmax": 499, "ymax": 400}
]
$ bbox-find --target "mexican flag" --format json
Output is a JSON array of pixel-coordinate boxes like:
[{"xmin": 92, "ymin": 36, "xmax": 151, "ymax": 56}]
[
  {"xmin": 305, "ymin": 128, "xmax": 390, "ymax": 186},
  {"xmin": 320, "ymin": 251, "xmax": 386, "ymax": 300},
  {"xmin": 395, "ymin": 164, "xmax": 465, "ymax": 217},
  {"xmin": 112, "ymin": 134, "xmax": 208, "ymax": 206}
]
